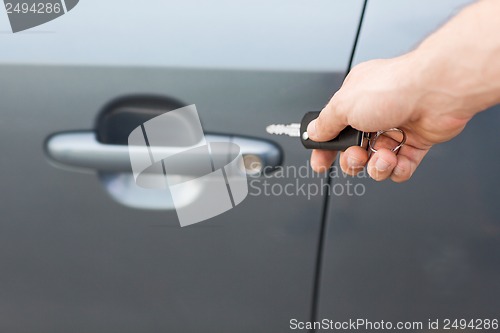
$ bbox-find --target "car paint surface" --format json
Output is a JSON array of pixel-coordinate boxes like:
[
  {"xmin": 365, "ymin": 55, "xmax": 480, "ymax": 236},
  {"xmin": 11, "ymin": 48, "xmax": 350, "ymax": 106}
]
[{"xmin": 0, "ymin": 1, "xmax": 363, "ymax": 331}]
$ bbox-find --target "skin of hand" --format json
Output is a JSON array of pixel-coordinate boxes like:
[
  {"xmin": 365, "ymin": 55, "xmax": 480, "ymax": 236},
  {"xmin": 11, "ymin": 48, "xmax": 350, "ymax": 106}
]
[{"xmin": 307, "ymin": 0, "xmax": 500, "ymax": 182}]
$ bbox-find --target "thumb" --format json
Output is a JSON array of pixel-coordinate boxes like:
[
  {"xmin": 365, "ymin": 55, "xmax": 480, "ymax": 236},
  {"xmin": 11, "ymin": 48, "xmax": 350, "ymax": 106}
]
[{"xmin": 307, "ymin": 101, "xmax": 348, "ymax": 142}]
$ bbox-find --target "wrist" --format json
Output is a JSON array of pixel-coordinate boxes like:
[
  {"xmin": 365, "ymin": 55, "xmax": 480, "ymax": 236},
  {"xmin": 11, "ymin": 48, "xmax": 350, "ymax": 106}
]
[
  {"xmin": 408, "ymin": 41, "xmax": 480, "ymax": 121},
  {"xmin": 410, "ymin": 0, "xmax": 500, "ymax": 118}
]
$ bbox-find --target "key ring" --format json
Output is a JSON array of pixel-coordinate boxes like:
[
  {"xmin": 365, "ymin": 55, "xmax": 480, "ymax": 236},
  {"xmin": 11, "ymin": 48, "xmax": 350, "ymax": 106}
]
[{"xmin": 368, "ymin": 128, "xmax": 407, "ymax": 154}]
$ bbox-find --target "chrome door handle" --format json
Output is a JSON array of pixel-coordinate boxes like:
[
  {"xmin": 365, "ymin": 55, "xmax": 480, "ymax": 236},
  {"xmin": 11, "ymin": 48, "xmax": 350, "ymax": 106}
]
[{"xmin": 45, "ymin": 131, "xmax": 281, "ymax": 175}]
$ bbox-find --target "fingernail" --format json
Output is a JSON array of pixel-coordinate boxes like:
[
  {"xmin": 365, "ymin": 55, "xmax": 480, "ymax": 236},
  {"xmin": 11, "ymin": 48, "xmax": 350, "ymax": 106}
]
[
  {"xmin": 375, "ymin": 158, "xmax": 390, "ymax": 172},
  {"xmin": 393, "ymin": 166, "xmax": 404, "ymax": 177},
  {"xmin": 307, "ymin": 120, "xmax": 317, "ymax": 139},
  {"xmin": 347, "ymin": 156, "xmax": 361, "ymax": 169}
]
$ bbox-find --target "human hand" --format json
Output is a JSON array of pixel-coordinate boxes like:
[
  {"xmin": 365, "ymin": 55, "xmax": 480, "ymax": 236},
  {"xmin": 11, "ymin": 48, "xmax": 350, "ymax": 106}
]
[{"xmin": 307, "ymin": 52, "xmax": 474, "ymax": 182}]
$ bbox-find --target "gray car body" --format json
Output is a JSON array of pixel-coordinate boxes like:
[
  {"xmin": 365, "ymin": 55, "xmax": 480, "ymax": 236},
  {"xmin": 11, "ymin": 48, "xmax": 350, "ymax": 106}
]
[{"xmin": 0, "ymin": 0, "xmax": 498, "ymax": 332}]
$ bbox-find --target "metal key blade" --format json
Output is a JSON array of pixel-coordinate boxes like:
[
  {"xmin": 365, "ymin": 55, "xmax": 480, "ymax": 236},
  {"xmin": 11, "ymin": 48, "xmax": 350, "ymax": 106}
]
[{"xmin": 266, "ymin": 123, "xmax": 301, "ymax": 137}]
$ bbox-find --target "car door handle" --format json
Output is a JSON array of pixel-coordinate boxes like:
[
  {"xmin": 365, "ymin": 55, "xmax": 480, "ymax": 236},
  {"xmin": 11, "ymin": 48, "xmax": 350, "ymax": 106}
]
[{"xmin": 45, "ymin": 131, "xmax": 281, "ymax": 175}]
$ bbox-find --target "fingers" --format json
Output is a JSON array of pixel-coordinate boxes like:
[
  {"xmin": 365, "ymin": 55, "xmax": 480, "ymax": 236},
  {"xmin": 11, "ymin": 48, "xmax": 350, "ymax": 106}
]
[
  {"xmin": 390, "ymin": 154, "xmax": 415, "ymax": 183},
  {"xmin": 390, "ymin": 146, "xmax": 429, "ymax": 183},
  {"xmin": 310, "ymin": 149, "xmax": 338, "ymax": 173},
  {"xmin": 364, "ymin": 132, "xmax": 406, "ymax": 181},
  {"xmin": 307, "ymin": 96, "xmax": 348, "ymax": 142},
  {"xmin": 335, "ymin": 143, "xmax": 430, "ymax": 182},
  {"xmin": 339, "ymin": 146, "xmax": 369, "ymax": 176},
  {"xmin": 311, "ymin": 146, "xmax": 398, "ymax": 181},
  {"xmin": 367, "ymin": 148, "xmax": 399, "ymax": 181},
  {"xmin": 308, "ymin": 118, "xmax": 431, "ymax": 182},
  {"xmin": 310, "ymin": 146, "xmax": 368, "ymax": 174},
  {"xmin": 341, "ymin": 133, "xmax": 399, "ymax": 180}
]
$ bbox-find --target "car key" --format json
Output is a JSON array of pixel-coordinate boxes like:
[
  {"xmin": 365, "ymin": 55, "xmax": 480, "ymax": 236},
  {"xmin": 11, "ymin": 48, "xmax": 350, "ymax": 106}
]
[{"xmin": 266, "ymin": 111, "xmax": 406, "ymax": 152}]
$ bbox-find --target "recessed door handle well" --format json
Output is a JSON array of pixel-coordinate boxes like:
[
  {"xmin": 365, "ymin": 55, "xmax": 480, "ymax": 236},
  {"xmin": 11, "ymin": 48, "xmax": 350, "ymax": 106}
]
[{"xmin": 45, "ymin": 131, "xmax": 282, "ymax": 174}]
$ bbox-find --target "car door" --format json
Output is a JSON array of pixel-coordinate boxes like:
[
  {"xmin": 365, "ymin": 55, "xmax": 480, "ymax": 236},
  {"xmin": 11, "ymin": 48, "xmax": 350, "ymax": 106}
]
[
  {"xmin": 316, "ymin": 0, "xmax": 500, "ymax": 329},
  {"xmin": 0, "ymin": 1, "xmax": 364, "ymax": 332}
]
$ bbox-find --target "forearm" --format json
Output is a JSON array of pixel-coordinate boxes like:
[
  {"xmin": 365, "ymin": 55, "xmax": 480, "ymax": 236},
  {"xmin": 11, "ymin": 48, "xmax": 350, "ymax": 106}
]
[{"xmin": 412, "ymin": 0, "xmax": 500, "ymax": 118}]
